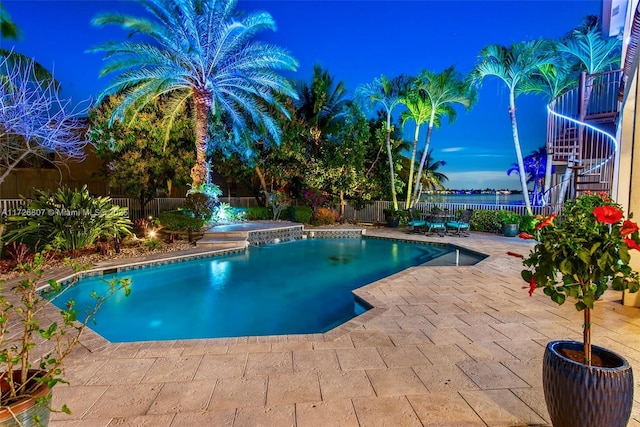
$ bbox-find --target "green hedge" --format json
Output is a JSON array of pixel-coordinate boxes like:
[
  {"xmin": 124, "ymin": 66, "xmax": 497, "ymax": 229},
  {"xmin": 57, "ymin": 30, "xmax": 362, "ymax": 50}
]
[
  {"xmin": 284, "ymin": 206, "xmax": 313, "ymax": 223},
  {"xmin": 158, "ymin": 210, "xmax": 204, "ymax": 231},
  {"xmin": 469, "ymin": 210, "xmax": 502, "ymax": 233},
  {"xmin": 245, "ymin": 207, "xmax": 272, "ymax": 220}
]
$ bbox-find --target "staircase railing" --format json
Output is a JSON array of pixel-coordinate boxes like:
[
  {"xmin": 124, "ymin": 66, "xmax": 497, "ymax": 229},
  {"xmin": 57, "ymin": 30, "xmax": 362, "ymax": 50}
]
[{"xmin": 544, "ymin": 70, "xmax": 622, "ymax": 206}]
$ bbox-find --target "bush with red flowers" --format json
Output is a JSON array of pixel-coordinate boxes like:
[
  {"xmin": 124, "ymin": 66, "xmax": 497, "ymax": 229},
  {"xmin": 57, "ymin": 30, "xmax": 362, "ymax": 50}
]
[{"xmin": 516, "ymin": 192, "xmax": 640, "ymax": 363}]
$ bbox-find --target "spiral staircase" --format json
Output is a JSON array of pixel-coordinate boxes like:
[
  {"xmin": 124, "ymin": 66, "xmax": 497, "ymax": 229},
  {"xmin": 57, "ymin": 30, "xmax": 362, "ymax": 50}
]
[{"xmin": 546, "ymin": 70, "xmax": 622, "ymax": 205}]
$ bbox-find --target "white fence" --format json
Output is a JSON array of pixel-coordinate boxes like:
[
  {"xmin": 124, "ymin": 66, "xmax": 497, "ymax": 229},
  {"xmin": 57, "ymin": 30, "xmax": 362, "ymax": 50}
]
[{"xmin": 1, "ymin": 197, "xmax": 557, "ymax": 222}]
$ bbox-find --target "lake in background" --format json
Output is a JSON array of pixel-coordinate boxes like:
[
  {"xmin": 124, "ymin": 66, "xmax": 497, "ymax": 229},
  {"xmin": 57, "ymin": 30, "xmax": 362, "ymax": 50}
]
[{"xmin": 421, "ymin": 193, "xmax": 525, "ymax": 206}]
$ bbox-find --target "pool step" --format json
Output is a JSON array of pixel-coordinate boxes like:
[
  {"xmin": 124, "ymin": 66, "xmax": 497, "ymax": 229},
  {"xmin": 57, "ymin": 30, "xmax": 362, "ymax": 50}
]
[{"xmin": 196, "ymin": 230, "xmax": 248, "ymax": 249}]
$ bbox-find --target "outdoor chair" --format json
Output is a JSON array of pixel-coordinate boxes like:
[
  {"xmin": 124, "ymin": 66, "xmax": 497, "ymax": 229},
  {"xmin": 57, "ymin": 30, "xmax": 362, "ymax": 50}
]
[
  {"xmin": 406, "ymin": 209, "xmax": 427, "ymax": 233},
  {"xmin": 446, "ymin": 209, "xmax": 473, "ymax": 237},
  {"xmin": 424, "ymin": 211, "xmax": 447, "ymax": 237}
]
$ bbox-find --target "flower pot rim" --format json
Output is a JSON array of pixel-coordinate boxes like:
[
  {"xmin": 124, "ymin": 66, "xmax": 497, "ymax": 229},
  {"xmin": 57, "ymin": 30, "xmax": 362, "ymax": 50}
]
[{"xmin": 546, "ymin": 339, "xmax": 630, "ymax": 371}]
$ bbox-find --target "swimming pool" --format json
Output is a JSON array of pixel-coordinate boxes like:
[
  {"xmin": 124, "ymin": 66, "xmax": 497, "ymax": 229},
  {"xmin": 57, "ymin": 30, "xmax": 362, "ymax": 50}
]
[{"xmin": 54, "ymin": 238, "xmax": 484, "ymax": 342}]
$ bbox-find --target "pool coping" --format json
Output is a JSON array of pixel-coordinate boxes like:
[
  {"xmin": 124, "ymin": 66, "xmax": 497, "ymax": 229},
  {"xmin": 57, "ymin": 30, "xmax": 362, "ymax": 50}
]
[{"xmin": 49, "ymin": 228, "xmax": 491, "ymax": 351}]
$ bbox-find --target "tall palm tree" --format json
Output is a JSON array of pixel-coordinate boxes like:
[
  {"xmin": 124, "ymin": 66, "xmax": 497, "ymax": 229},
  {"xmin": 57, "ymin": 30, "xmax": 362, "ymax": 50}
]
[
  {"xmin": 469, "ymin": 40, "xmax": 556, "ymax": 215},
  {"xmin": 295, "ymin": 64, "xmax": 350, "ymax": 148},
  {"xmin": 399, "ymin": 89, "xmax": 436, "ymax": 208},
  {"xmin": 357, "ymin": 75, "xmax": 409, "ymax": 210},
  {"xmin": 89, "ymin": 0, "xmax": 299, "ymax": 187},
  {"xmin": 412, "ymin": 67, "xmax": 475, "ymax": 207},
  {"xmin": 557, "ymin": 25, "xmax": 621, "ymax": 75},
  {"xmin": 416, "ymin": 148, "xmax": 448, "ymax": 196},
  {"xmin": 507, "ymin": 146, "xmax": 549, "ymax": 207}
]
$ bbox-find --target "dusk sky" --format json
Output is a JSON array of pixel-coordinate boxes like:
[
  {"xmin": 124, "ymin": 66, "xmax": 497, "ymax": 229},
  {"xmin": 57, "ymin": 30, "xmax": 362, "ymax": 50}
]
[{"xmin": 2, "ymin": 0, "xmax": 602, "ymax": 190}]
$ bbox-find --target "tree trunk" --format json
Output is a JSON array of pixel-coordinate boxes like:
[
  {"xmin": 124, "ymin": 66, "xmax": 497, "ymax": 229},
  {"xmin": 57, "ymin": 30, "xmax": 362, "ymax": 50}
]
[
  {"xmin": 255, "ymin": 166, "xmax": 268, "ymax": 207},
  {"xmin": 405, "ymin": 123, "xmax": 420, "ymax": 209},
  {"xmin": 509, "ymin": 90, "xmax": 533, "ymax": 215},
  {"xmin": 584, "ymin": 307, "xmax": 592, "ymax": 365},
  {"xmin": 190, "ymin": 95, "xmax": 211, "ymax": 187},
  {"xmin": 412, "ymin": 113, "xmax": 435, "ymax": 205},
  {"xmin": 385, "ymin": 112, "xmax": 399, "ymax": 210}
]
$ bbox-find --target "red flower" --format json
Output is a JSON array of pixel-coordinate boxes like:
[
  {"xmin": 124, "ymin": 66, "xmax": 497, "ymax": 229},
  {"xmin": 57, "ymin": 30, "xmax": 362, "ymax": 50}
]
[
  {"xmin": 624, "ymin": 238, "xmax": 640, "ymax": 251},
  {"xmin": 593, "ymin": 206, "xmax": 623, "ymax": 224},
  {"xmin": 620, "ymin": 220, "xmax": 639, "ymax": 237},
  {"xmin": 536, "ymin": 213, "xmax": 558, "ymax": 230},
  {"xmin": 528, "ymin": 276, "xmax": 537, "ymax": 296},
  {"xmin": 507, "ymin": 251, "xmax": 523, "ymax": 258},
  {"xmin": 517, "ymin": 232, "xmax": 534, "ymax": 240}
]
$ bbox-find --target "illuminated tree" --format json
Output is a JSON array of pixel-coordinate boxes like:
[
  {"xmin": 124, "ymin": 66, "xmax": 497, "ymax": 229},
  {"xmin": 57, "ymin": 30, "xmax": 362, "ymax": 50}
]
[
  {"xmin": 90, "ymin": 0, "xmax": 298, "ymax": 188},
  {"xmin": 0, "ymin": 54, "xmax": 89, "ymax": 185}
]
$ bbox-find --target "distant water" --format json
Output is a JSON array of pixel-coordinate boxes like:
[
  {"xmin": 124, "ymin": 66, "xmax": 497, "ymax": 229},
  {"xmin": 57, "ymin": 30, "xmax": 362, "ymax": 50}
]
[{"xmin": 421, "ymin": 193, "xmax": 525, "ymax": 205}]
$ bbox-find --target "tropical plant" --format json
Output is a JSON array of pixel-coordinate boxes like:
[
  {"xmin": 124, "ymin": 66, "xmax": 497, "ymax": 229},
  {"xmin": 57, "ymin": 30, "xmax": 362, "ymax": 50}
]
[
  {"xmin": 157, "ymin": 210, "xmax": 204, "ymax": 231},
  {"xmin": 0, "ymin": 253, "xmax": 130, "ymax": 419},
  {"xmin": 507, "ymin": 146, "xmax": 550, "ymax": 206},
  {"xmin": 514, "ymin": 192, "xmax": 640, "ymax": 364},
  {"xmin": 469, "ymin": 40, "xmax": 557, "ymax": 215},
  {"xmin": 408, "ymin": 148, "xmax": 448, "ymax": 200},
  {"xmin": 357, "ymin": 75, "xmax": 410, "ymax": 211},
  {"xmin": 184, "ymin": 192, "xmax": 216, "ymax": 221},
  {"xmin": 557, "ymin": 24, "xmax": 621, "ymax": 74},
  {"xmin": 89, "ymin": 0, "xmax": 299, "ymax": 188},
  {"xmin": 409, "ymin": 67, "xmax": 475, "ymax": 207},
  {"xmin": 90, "ymin": 94, "xmax": 194, "ymax": 210},
  {"xmin": 496, "ymin": 209, "xmax": 520, "ymax": 225},
  {"xmin": 0, "ymin": 1, "xmax": 20, "ymax": 40},
  {"xmin": 3, "ymin": 186, "xmax": 132, "ymax": 251}
]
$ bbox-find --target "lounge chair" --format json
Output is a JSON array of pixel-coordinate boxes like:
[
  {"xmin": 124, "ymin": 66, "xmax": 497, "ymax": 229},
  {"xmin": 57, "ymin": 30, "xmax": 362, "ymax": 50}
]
[
  {"xmin": 446, "ymin": 209, "xmax": 473, "ymax": 237},
  {"xmin": 406, "ymin": 209, "xmax": 427, "ymax": 233}
]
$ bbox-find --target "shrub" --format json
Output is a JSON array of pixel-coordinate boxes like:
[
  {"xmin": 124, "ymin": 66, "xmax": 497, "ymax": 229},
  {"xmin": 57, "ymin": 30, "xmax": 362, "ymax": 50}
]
[
  {"xmin": 144, "ymin": 237, "xmax": 163, "ymax": 250},
  {"xmin": 212, "ymin": 202, "xmax": 245, "ymax": 223},
  {"xmin": 470, "ymin": 210, "xmax": 501, "ymax": 232},
  {"xmin": 290, "ymin": 206, "xmax": 313, "ymax": 224},
  {"xmin": 245, "ymin": 207, "xmax": 272, "ymax": 220},
  {"xmin": 3, "ymin": 186, "xmax": 131, "ymax": 251},
  {"xmin": 497, "ymin": 209, "xmax": 521, "ymax": 225},
  {"xmin": 312, "ymin": 207, "xmax": 338, "ymax": 225},
  {"xmin": 184, "ymin": 192, "xmax": 216, "ymax": 220},
  {"xmin": 519, "ymin": 214, "xmax": 537, "ymax": 233},
  {"xmin": 158, "ymin": 210, "xmax": 204, "ymax": 231}
]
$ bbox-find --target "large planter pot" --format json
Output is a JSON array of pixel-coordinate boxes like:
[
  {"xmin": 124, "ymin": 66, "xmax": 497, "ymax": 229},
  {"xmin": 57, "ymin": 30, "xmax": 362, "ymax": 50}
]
[
  {"xmin": 385, "ymin": 216, "xmax": 400, "ymax": 228},
  {"xmin": 502, "ymin": 223, "xmax": 519, "ymax": 237},
  {"xmin": 542, "ymin": 340, "xmax": 634, "ymax": 427},
  {"xmin": 0, "ymin": 370, "xmax": 51, "ymax": 427}
]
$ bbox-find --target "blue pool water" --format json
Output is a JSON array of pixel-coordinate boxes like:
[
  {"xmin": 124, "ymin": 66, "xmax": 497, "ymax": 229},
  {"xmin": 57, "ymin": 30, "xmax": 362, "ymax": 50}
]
[{"xmin": 54, "ymin": 238, "xmax": 477, "ymax": 342}]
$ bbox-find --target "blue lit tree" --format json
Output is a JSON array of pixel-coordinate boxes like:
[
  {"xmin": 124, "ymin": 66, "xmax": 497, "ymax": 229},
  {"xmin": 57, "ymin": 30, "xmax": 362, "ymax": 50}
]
[{"xmin": 507, "ymin": 146, "xmax": 550, "ymax": 207}]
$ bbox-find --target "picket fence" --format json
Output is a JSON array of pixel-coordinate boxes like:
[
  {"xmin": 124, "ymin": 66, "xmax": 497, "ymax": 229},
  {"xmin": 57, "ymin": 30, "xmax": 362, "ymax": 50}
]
[{"xmin": 1, "ymin": 197, "xmax": 556, "ymax": 223}]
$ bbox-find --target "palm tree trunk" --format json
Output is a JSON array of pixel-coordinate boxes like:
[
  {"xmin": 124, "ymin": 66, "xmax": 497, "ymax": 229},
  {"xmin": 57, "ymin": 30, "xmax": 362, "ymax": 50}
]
[
  {"xmin": 406, "ymin": 125, "xmax": 420, "ymax": 209},
  {"xmin": 509, "ymin": 91, "xmax": 533, "ymax": 215},
  {"xmin": 385, "ymin": 112, "xmax": 399, "ymax": 210},
  {"xmin": 412, "ymin": 116, "xmax": 435, "ymax": 205},
  {"xmin": 191, "ymin": 96, "xmax": 210, "ymax": 187}
]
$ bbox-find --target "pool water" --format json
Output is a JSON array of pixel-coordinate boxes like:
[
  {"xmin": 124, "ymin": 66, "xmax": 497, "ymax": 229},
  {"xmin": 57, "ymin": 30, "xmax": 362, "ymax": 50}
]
[{"xmin": 54, "ymin": 238, "xmax": 479, "ymax": 342}]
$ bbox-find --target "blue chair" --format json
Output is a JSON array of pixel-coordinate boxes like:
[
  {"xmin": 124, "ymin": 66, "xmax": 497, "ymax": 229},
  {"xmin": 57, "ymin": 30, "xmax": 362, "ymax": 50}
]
[
  {"xmin": 406, "ymin": 209, "xmax": 427, "ymax": 233},
  {"xmin": 446, "ymin": 209, "xmax": 473, "ymax": 237},
  {"xmin": 424, "ymin": 211, "xmax": 447, "ymax": 236}
]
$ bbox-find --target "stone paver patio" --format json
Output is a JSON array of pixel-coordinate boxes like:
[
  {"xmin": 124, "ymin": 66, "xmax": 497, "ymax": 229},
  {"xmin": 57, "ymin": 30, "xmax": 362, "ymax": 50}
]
[{"xmin": 43, "ymin": 227, "xmax": 640, "ymax": 426}]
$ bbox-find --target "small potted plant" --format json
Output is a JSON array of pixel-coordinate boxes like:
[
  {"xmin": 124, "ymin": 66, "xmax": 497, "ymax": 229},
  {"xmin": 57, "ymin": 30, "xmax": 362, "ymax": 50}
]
[
  {"xmin": 382, "ymin": 208, "xmax": 404, "ymax": 228},
  {"xmin": 513, "ymin": 192, "xmax": 640, "ymax": 427},
  {"xmin": 497, "ymin": 209, "xmax": 520, "ymax": 237},
  {"xmin": 0, "ymin": 252, "xmax": 130, "ymax": 426}
]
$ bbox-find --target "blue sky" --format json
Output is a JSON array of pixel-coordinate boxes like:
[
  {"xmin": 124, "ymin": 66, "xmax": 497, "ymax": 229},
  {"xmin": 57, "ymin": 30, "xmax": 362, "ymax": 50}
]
[{"xmin": 2, "ymin": 0, "xmax": 602, "ymax": 190}]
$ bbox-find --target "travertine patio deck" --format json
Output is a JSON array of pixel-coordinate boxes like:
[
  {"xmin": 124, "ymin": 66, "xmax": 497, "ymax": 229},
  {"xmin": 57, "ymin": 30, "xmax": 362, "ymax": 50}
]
[{"xmin": 47, "ymin": 227, "xmax": 640, "ymax": 427}]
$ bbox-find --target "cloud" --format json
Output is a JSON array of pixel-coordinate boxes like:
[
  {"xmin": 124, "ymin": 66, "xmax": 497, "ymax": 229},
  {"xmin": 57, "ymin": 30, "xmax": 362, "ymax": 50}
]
[{"xmin": 440, "ymin": 147, "xmax": 464, "ymax": 153}]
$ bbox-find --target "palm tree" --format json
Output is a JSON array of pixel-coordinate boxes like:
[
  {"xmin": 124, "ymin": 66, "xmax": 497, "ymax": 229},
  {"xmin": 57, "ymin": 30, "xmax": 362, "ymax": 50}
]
[
  {"xmin": 0, "ymin": 2, "xmax": 20, "ymax": 40},
  {"xmin": 411, "ymin": 67, "xmax": 475, "ymax": 207},
  {"xmin": 399, "ymin": 89, "xmax": 436, "ymax": 208},
  {"xmin": 507, "ymin": 146, "xmax": 549, "ymax": 207},
  {"xmin": 557, "ymin": 24, "xmax": 621, "ymax": 75},
  {"xmin": 414, "ymin": 148, "xmax": 448, "ymax": 198},
  {"xmin": 469, "ymin": 40, "xmax": 556, "ymax": 215},
  {"xmin": 295, "ymin": 64, "xmax": 350, "ymax": 149},
  {"xmin": 357, "ymin": 75, "xmax": 409, "ymax": 210},
  {"xmin": 89, "ymin": 0, "xmax": 299, "ymax": 188}
]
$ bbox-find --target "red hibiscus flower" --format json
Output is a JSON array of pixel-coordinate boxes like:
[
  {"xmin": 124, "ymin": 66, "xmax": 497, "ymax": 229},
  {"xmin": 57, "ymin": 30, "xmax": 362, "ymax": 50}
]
[
  {"xmin": 528, "ymin": 276, "xmax": 537, "ymax": 296},
  {"xmin": 624, "ymin": 238, "xmax": 640, "ymax": 251},
  {"xmin": 620, "ymin": 220, "xmax": 639, "ymax": 237},
  {"xmin": 593, "ymin": 206, "xmax": 623, "ymax": 224},
  {"xmin": 517, "ymin": 232, "xmax": 534, "ymax": 240},
  {"xmin": 536, "ymin": 213, "xmax": 558, "ymax": 230}
]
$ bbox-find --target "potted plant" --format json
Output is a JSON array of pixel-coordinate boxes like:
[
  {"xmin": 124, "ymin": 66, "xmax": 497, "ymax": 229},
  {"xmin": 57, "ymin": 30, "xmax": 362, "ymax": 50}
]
[
  {"xmin": 382, "ymin": 208, "xmax": 403, "ymax": 228},
  {"xmin": 497, "ymin": 209, "xmax": 520, "ymax": 237},
  {"xmin": 513, "ymin": 192, "xmax": 640, "ymax": 427},
  {"xmin": 0, "ymin": 252, "xmax": 130, "ymax": 426}
]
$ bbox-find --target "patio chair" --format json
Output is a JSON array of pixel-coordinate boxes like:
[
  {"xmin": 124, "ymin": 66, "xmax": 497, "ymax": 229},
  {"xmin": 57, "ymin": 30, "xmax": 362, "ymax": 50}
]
[
  {"xmin": 446, "ymin": 209, "xmax": 473, "ymax": 237},
  {"xmin": 424, "ymin": 211, "xmax": 447, "ymax": 237},
  {"xmin": 406, "ymin": 209, "xmax": 427, "ymax": 233}
]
